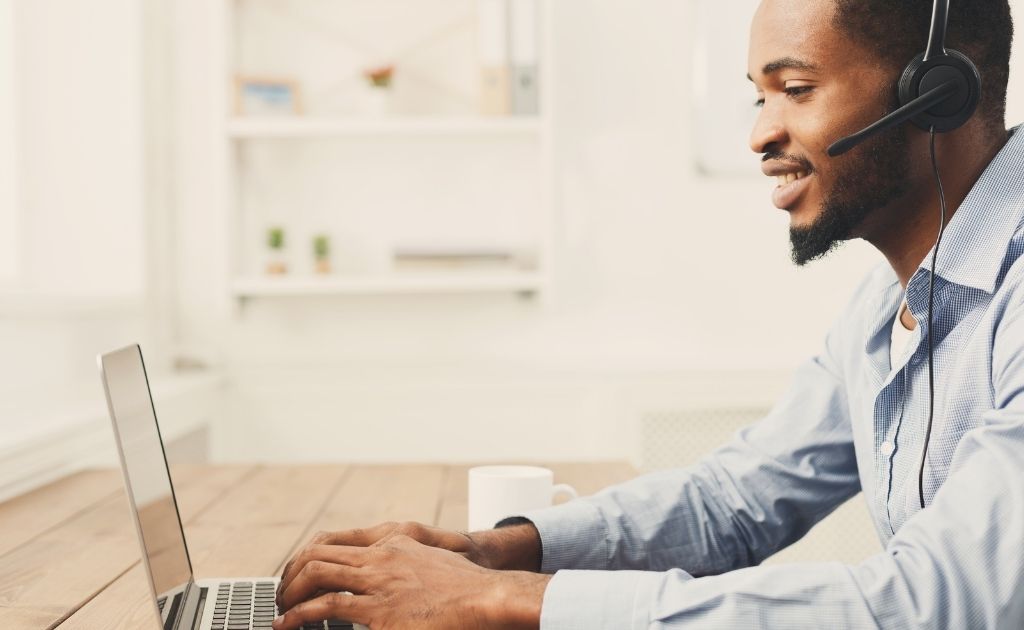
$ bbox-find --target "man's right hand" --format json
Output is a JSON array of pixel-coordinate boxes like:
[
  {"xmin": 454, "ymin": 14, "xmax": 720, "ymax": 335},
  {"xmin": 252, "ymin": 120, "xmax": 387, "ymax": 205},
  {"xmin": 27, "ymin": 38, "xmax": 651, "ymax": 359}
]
[{"xmin": 276, "ymin": 521, "xmax": 543, "ymax": 607}]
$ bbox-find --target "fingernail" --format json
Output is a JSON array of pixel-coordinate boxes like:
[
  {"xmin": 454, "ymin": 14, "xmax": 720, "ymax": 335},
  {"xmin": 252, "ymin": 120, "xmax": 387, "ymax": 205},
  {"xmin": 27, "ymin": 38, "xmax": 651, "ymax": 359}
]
[{"xmin": 272, "ymin": 617, "xmax": 281, "ymax": 629}]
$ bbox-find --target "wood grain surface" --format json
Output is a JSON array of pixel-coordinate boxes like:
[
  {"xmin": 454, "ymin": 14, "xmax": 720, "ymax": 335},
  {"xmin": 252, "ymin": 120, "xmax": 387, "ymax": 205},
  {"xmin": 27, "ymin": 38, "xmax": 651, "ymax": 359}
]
[{"xmin": 0, "ymin": 462, "xmax": 635, "ymax": 629}]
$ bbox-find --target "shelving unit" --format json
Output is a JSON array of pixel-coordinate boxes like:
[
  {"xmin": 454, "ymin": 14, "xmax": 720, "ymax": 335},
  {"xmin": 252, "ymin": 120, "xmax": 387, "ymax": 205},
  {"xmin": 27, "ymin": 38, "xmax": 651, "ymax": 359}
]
[
  {"xmin": 221, "ymin": 0, "xmax": 555, "ymax": 307},
  {"xmin": 231, "ymin": 270, "xmax": 546, "ymax": 299}
]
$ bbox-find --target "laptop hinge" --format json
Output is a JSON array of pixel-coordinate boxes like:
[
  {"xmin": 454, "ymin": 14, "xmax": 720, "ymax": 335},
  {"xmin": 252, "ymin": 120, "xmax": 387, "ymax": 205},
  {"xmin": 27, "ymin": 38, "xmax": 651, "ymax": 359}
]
[{"xmin": 171, "ymin": 579, "xmax": 206, "ymax": 630}]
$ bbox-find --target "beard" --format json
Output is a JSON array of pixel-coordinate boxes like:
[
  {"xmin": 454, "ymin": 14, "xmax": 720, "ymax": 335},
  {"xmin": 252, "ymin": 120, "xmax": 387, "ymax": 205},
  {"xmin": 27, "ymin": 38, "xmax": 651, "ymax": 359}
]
[{"xmin": 789, "ymin": 114, "xmax": 913, "ymax": 266}]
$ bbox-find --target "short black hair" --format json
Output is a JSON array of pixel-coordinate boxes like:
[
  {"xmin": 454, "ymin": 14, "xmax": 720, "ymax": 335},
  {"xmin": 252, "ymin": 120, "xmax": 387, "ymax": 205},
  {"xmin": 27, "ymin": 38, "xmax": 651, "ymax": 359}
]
[{"xmin": 832, "ymin": 0, "xmax": 1014, "ymax": 134}]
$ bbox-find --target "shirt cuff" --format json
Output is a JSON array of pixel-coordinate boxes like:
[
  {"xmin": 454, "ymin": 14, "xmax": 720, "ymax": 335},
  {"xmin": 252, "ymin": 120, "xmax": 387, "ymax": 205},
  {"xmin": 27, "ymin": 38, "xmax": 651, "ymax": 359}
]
[
  {"xmin": 540, "ymin": 569, "xmax": 661, "ymax": 630},
  {"xmin": 513, "ymin": 500, "xmax": 610, "ymax": 572}
]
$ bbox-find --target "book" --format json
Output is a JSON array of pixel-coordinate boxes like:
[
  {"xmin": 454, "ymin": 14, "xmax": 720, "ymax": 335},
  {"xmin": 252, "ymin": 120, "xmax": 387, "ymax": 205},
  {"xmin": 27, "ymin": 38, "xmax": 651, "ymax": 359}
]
[
  {"xmin": 477, "ymin": 0, "xmax": 511, "ymax": 115},
  {"xmin": 392, "ymin": 246, "xmax": 535, "ymax": 271},
  {"xmin": 509, "ymin": 0, "xmax": 540, "ymax": 116}
]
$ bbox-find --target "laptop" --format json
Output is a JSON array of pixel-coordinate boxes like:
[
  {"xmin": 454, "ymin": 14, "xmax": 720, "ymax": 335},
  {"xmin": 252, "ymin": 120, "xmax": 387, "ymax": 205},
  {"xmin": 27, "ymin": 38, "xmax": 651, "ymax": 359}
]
[{"xmin": 99, "ymin": 344, "xmax": 359, "ymax": 630}]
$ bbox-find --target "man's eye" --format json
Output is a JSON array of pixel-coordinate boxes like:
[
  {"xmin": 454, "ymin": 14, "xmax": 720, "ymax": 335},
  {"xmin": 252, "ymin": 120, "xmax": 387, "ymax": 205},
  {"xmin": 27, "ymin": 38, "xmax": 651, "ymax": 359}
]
[
  {"xmin": 784, "ymin": 85, "xmax": 815, "ymax": 98},
  {"xmin": 753, "ymin": 86, "xmax": 813, "ymax": 108}
]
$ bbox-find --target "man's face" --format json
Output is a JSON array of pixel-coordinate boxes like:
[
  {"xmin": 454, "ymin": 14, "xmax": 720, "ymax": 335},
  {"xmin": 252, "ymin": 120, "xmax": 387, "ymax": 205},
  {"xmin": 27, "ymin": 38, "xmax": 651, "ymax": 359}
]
[{"xmin": 748, "ymin": 0, "xmax": 913, "ymax": 265}]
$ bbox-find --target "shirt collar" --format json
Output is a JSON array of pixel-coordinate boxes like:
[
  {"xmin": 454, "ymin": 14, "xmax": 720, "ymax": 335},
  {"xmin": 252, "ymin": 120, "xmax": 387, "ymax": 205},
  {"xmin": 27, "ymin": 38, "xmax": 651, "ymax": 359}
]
[{"xmin": 910, "ymin": 124, "xmax": 1024, "ymax": 295}]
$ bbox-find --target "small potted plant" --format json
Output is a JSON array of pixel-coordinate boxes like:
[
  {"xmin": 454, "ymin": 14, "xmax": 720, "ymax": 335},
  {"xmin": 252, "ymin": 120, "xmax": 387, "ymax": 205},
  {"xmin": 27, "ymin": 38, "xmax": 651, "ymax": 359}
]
[
  {"xmin": 362, "ymin": 64, "xmax": 395, "ymax": 116},
  {"xmin": 313, "ymin": 234, "xmax": 331, "ymax": 274},
  {"xmin": 265, "ymin": 226, "xmax": 287, "ymax": 275}
]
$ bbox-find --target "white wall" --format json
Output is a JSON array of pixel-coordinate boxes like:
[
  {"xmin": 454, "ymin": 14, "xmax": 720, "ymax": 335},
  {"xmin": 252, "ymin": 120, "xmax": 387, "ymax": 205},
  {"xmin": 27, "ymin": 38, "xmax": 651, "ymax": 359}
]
[
  {"xmin": 14, "ymin": 0, "xmax": 145, "ymax": 298},
  {"xmin": 170, "ymin": 0, "xmax": 1024, "ymax": 464},
  {"xmin": 0, "ymin": 0, "xmax": 150, "ymax": 415},
  {"xmin": 1009, "ymin": 0, "xmax": 1024, "ymax": 124}
]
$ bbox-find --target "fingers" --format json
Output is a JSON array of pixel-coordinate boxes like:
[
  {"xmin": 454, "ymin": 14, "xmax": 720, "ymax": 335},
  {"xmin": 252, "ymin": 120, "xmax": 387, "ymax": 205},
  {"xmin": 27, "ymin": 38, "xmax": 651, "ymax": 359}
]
[
  {"xmin": 272, "ymin": 591, "xmax": 372, "ymax": 630},
  {"xmin": 281, "ymin": 522, "xmax": 454, "ymax": 595},
  {"xmin": 277, "ymin": 521, "xmax": 471, "ymax": 609},
  {"xmin": 279, "ymin": 558, "xmax": 370, "ymax": 612},
  {"xmin": 277, "ymin": 544, "xmax": 368, "ymax": 608},
  {"xmin": 317, "ymin": 521, "xmax": 459, "ymax": 550},
  {"xmin": 377, "ymin": 522, "xmax": 468, "ymax": 553},
  {"xmin": 281, "ymin": 523, "xmax": 394, "ymax": 588},
  {"xmin": 310, "ymin": 522, "xmax": 394, "ymax": 547}
]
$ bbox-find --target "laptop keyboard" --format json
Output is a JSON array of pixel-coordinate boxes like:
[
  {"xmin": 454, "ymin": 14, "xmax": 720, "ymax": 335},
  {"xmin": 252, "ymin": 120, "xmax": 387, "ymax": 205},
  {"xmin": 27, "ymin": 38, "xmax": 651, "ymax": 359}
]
[
  {"xmin": 209, "ymin": 581, "xmax": 354, "ymax": 630},
  {"xmin": 211, "ymin": 581, "xmax": 276, "ymax": 630}
]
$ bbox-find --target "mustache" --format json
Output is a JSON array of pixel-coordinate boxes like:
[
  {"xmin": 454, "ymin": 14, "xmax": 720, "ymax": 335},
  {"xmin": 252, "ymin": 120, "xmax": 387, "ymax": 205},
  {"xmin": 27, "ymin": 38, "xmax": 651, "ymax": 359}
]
[{"xmin": 762, "ymin": 149, "xmax": 814, "ymax": 172}]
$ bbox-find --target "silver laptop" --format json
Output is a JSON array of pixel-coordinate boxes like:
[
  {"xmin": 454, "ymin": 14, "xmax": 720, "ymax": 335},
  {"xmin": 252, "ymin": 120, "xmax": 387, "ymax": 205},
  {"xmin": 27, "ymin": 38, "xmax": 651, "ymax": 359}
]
[{"xmin": 99, "ymin": 344, "xmax": 355, "ymax": 630}]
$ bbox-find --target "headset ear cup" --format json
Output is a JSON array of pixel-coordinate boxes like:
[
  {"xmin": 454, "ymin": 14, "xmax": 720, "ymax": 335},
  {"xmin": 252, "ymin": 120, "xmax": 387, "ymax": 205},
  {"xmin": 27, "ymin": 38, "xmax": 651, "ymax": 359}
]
[
  {"xmin": 898, "ymin": 49, "xmax": 981, "ymax": 132},
  {"xmin": 898, "ymin": 53, "xmax": 926, "ymax": 108}
]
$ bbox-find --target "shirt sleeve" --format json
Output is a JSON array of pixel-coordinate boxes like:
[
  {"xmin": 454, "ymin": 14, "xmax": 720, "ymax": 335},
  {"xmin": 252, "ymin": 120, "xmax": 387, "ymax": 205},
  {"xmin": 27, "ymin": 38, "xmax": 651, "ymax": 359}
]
[{"xmin": 522, "ymin": 299, "xmax": 1024, "ymax": 629}]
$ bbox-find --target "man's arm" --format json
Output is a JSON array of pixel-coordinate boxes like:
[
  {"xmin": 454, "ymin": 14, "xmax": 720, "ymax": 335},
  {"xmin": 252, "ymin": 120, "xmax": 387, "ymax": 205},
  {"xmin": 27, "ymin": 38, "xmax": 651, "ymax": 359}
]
[
  {"xmin": 525, "ymin": 392, "xmax": 1024, "ymax": 629},
  {"xmin": 472, "ymin": 520, "xmax": 543, "ymax": 572}
]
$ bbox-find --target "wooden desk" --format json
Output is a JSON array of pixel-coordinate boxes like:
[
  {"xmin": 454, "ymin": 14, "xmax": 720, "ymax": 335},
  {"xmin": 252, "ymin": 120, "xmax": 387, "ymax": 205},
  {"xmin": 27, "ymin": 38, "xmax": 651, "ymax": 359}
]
[{"xmin": 0, "ymin": 463, "xmax": 635, "ymax": 629}]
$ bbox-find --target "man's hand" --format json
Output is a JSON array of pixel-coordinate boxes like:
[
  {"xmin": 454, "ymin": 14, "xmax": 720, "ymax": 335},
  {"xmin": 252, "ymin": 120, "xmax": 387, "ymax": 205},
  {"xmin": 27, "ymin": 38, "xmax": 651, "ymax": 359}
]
[
  {"xmin": 278, "ymin": 521, "xmax": 542, "ymax": 602},
  {"xmin": 271, "ymin": 534, "xmax": 551, "ymax": 630}
]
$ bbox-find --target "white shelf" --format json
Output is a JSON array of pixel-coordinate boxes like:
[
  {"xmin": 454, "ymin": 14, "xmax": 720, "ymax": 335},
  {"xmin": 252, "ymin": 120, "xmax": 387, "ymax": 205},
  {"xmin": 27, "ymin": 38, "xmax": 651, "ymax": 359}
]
[
  {"xmin": 231, "ymin": 271, "xmax": 547, "ymax": 297},
  {"xmin": 227, "ymin": 116, "xmax": 544, "ymax": 139}
]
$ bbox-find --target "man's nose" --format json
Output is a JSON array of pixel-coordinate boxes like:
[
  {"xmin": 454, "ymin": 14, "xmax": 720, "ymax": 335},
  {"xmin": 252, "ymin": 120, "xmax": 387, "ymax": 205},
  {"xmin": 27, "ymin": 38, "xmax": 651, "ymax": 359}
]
[{"xmin": 749, "ymin": 106, "xmax": 788, "ymax": 155}]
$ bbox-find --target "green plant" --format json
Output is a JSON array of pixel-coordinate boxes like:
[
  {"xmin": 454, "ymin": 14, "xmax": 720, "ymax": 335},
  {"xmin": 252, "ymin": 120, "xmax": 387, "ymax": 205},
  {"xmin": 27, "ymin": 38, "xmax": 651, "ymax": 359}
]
[
  {"xmin": 313, "ymin": 234, "xmax": 330, "ymax": 260},
  {"xmin": 364, "ymin": 65, "xmax": 395, "ymax": 89},
  {"xmin": 267, "ymin": 227, "xmax": 285, "ymax": 250}
]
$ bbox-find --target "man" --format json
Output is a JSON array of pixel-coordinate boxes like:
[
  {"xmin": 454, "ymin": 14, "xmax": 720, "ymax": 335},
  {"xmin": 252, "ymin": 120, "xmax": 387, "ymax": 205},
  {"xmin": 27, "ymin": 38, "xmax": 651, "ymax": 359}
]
[{"xmin": 272, "ymin": 0, "xmax": 1023, "ymax": 627}]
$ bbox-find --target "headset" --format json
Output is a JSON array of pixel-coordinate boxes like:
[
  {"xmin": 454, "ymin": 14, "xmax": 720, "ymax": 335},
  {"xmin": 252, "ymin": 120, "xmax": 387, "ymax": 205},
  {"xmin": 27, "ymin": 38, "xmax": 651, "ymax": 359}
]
[
  {"xmin": 826, "ymin": 0, "xmax": 981, "ymax": 509},
  {"xmin": 827, "ymin": 0, "xmax": 981, "ymax": 157}
]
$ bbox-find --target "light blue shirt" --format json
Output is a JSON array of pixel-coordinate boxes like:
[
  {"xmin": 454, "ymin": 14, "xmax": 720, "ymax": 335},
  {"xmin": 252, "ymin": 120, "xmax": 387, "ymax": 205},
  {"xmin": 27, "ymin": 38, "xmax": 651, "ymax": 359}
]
[{"xmin": 515, "ymin": 126, "xmax": 1024, "ymax": 629}]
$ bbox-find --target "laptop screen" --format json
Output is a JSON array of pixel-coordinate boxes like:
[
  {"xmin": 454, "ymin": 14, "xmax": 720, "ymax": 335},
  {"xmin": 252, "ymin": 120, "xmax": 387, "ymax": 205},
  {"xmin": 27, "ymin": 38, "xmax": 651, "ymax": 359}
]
[{"xmin": 101, "ymin": 345, "xmax": 193, "ymax": 603}]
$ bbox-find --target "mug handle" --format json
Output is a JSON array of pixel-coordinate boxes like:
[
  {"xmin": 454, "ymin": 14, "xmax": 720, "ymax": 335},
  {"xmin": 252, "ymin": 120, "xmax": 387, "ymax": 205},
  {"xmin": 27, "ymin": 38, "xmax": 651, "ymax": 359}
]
[{"xmin": 551, "ymin": 483, "xmax": 578, "ymax": 504}]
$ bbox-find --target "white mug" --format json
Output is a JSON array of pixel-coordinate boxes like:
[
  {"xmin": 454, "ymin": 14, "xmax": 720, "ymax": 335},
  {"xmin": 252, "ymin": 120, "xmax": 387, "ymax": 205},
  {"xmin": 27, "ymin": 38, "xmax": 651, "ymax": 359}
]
[{"xmin": 467, "ymin": 465, "xmax": 578, "ymax": 531}]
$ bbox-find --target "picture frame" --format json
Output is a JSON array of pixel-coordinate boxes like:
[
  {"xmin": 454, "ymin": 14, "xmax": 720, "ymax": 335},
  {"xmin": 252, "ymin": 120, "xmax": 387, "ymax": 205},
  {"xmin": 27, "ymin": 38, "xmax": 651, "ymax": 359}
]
[{"xmin": 234, "ymin": 76, "xmax": 303, "ymax": 116}]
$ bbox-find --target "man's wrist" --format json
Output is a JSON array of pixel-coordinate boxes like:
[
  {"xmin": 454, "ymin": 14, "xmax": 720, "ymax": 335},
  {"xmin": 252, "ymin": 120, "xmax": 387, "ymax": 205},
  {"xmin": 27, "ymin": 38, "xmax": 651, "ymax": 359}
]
[
  {"xmin": 471, "ymin": 522, "xmax": 543, "ymax": 572},
  {"xmin": 479, "ymin": 570, "xmax": 551, "ymax": 630}
]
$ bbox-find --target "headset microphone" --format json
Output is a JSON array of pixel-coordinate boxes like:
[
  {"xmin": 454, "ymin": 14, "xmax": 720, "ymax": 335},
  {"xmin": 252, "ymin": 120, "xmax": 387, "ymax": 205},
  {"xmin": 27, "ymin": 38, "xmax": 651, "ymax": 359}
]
[
  {"xmin": 827, "ymin": 81, "xmax": 957, "ymax": 157},
  {"xmin": 825, "ymin": 0, "xmax": 981, "ymax": 509}
]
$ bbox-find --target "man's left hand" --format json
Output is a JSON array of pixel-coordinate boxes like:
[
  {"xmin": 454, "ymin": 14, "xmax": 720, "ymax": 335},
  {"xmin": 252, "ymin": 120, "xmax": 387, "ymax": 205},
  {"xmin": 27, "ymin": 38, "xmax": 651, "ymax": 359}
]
[{"xmin": 272, "ymin": 534, "xmax": 551, "ymax": 630}]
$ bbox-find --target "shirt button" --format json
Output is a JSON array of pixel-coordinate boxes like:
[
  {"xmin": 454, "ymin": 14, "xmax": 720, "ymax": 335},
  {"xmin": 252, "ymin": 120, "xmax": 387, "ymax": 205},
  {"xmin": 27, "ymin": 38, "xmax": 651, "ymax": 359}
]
[{"xmin": 880, "ymin": 441, "xmax": 895, "ymax": 456}]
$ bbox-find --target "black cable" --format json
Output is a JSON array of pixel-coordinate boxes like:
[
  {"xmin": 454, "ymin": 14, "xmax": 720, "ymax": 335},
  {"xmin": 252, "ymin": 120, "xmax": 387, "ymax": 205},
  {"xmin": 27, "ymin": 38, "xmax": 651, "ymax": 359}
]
[{"xmin": 918, "ymin": 127, "xmax": 948, "ymax": 510}]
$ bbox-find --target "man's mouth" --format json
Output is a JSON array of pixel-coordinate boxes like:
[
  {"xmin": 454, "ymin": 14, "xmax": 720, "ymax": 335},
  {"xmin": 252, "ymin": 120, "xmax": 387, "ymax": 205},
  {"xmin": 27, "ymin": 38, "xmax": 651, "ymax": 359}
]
[
  {"xmin": 774, "ymin": 170, "xmax": 810, "ymax": 186},
  {"xmin": 771, "ymin": 170, "xmax": 813, "ymax": 210}
]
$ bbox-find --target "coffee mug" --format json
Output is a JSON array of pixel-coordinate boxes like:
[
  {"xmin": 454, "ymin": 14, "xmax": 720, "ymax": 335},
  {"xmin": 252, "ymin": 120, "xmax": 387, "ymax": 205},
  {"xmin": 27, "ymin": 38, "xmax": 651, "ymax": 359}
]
[{"xmin": 467, "ymin": 465, "xmax": 578, "ymax": 531}]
